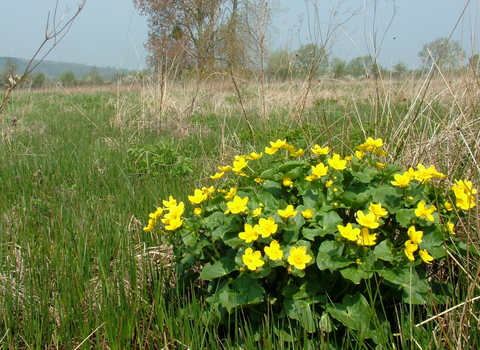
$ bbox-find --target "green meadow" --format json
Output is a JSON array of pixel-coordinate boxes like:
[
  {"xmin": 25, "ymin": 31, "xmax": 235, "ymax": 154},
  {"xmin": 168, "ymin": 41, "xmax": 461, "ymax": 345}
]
[{"xmin": 1, "ymin": 74, "xmax": 479, "ymax": 349}]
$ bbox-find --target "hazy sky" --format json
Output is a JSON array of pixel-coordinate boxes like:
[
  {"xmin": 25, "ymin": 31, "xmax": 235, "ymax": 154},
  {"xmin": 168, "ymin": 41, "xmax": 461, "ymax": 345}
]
[{"xmin": 1, "ymin": 0, "xmax": 478, "ymax": 71}]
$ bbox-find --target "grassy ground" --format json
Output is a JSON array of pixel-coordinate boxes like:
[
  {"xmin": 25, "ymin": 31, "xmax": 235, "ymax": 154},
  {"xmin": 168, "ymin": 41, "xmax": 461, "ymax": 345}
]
[{"xmin": 0, "ymin": 71, "xmax": 479, "ymax": 349}]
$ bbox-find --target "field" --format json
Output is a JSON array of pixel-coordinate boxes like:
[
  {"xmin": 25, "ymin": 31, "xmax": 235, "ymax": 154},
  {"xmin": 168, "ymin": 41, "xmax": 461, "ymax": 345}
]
[{"xmin": 1, "ymin": 72, "xmax": 479, "ymax": 349}]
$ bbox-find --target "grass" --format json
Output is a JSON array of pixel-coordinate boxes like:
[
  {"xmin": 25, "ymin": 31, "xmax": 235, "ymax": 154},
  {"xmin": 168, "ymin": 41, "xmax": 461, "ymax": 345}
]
[{"xmin": 0, "ymin": 70, "xmax": 479, "ymax": 349}]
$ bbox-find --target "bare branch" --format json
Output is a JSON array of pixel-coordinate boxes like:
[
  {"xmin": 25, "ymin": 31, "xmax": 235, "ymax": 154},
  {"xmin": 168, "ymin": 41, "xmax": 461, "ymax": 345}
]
[{"xmin": 1, "ymin": 0, "xmax": 87, "ymax": 113}]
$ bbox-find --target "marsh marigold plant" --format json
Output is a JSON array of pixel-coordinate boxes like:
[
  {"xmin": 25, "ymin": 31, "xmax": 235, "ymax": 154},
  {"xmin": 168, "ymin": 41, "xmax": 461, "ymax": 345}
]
[{"xmin": 143, "ymin": 137, "xmax": 477, "ymax": 345}]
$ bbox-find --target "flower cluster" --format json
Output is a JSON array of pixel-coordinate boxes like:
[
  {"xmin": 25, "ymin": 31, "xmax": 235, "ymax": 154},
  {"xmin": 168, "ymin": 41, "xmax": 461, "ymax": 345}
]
[{"xmin": 143, "ymin": 137, "xmax": 477, "ymax": 338}]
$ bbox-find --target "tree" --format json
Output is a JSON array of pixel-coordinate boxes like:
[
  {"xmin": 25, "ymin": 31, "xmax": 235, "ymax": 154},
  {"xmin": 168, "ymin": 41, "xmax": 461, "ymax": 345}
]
[
  {"xmin": 58, "ymin": 71, "xmax": 77, "ymax": 87},
  {"xmin": 293, "ymin": 44, "xmax": 329, "ymax": 78},
  {"xmin": 266, "ymin": 48, "xmax": 292, "ymax": 80},
  {"xmin": 346, "ymin": 56, "xmax": 374, "ymax": 78},
  {"xmin": 418, "ymin": 37, "xmax": 466, "ymax": 70},
  {"xmin": 133, "ymin": 0, "xmax": 274, "ymax": 74},
  {"xmin": 469, "ymin": 53, "xmax": 480, "ymax": 70},
  {"xmin": 134, "ymin": 0, "xmax": 228, "ymax": 72},
  {"xmin": 31, "ymin": 73, "xmax": 46, "ymax": 89},
  {"xmin": 81, "ymin": 68, "xmax": 104, "ymax": 86},
  {"xmin": 392, "ymin": 62, "xmax": 409, "ymax": 79},
  {"xmin": 330, "ymin": 58, "xmax": 347, "ymax": 79}
]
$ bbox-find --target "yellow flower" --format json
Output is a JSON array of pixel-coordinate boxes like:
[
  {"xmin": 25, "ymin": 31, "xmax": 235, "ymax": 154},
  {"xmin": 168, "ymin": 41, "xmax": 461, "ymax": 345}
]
[
  {"xmin": 413, "ymin": 163, "xmax": 434, "ymax": 183},
  {"xmin": 414, "ymin": 201, "xmax": 436, "ymax": 222},
  {"xmin": 301, "ymin": 209, "xmax": 314, "ymax": 219},
  {"xmin": 252, "ymin": 207, "xmax": 262, "ymax": 217},
  {"xmin": 270, "ymin": 139, "xmax": 288, "ymax": 149},
  {"xmin": 290, "ymin": 148, "xmax": 305, "ymax": 157},
  {"xmin": 368, "ymin": 203, "xmax": 388, "ymax": 220},
  {"xmin": 202, "ymin": 186, "xmax": 215, "ymax": 196},
  {"xmin": 265, "ymin": 146, "xmax": 278, "ymax": 155},
  {"xmin": 288, "ymin": 246, "xmax": 312, "ymax": 270},
  {"xmin": 246, "ymin": 152, "xmax": 263, "ymax": 160},
  {"xmin": 419, "ymin": 249, "xmax": 434, "ymax": 264},
  {"xmin": 256, "ymin": 217, "xmax": 278, "ymax": 238},
  {"xmin": 375, "ymin": 162, "xmax": 386, "ymax": 168},
  {"xmin": 210, "ymin": 172, "xmax": 225, "ymax": 179},
  {"xmin": 327, "ymin": 153, "xmax": 347, "ymax": 170},
  {"xmin": 194, "ymin": 207, "xmax": 202, "ymax": 215},
  {"xmin": 164, "ymin": 216, "xmax": 183, "ymax": 231},
  {"xmin": 278, "ymin": 205, "xmax": 298, "ymax": 219},
  {"xmin": 355, "ymin": 150, "xmax": 365, "ymax": 159},
  {"xmin": 188, "ymin": 189, "xmax": 208, "ymax": 204},
  {"xmin": 356, "ymin": 211, "xmax": 380, "ymax": 229},
  {"xmin": 311, "ymin": 144, "xmax": 330, "ymax": 155},
  {"xmin": 166, "ymin": 202, "xmax": 185, "ymax": 218},
  {"xmin": 444, "ymin": 200, "xmax": 453, "ymax": 211},
  {"xmin": 218, "ymin": 165, "xmax": 232, "ymax": 172},
  {"xmin": 232, "ymin": 157, "xmax": 248, "ymax": 174},
  {"xmin": 357, "ymin": 227, "xmax": 377, "ymax": 246},
  {"xmin": 242, "ymin": 248, "xmax": 265, "ymax": 271},
  {"xmin": 325, "ymin": 180, "xmax": 334, "ymax": 188},
  {"xmin": 404, "ymin": 240, "xmax": 418, "ymax": 261},
  {"xmin": 311, "ymin": 163, "xmax": 329, "ymax": 178},
  {"xmin": 264, "ymin": 240, "xmax": 284, "ymax": 260},
  {"xmin": 162, "ymin": 196, "xmax": 177, "ymax": 208},
  {"xmin": 407, "ymin": 226, "xmax": 423, "ymax": 244},
  {"xmin": 265, "ymin": 139, "xmax": 288, "ymax": 155},
  {"xmin": 226, "ymin": 195, "xmax": 248, "ymax": 214},
  {"xmin": 391, "ymin": 171, "xmax": 413, "ymax": 187},
  {"xmin": 357, "ymin": 137, "xmax": 384, "ymax": 152},
  {"xmin": 446, "ymin": 221, "xmax": 455, "ymax": 235},
  {"xmin": 282, "ymin": 178, "xmax": 293, "ymax": 187},
  {"xmin": 143, "ymin": 218, "xmax": 157, "ymax": 232},
  {"xmin": 428, "ymin": 165, "xmax": 447, "ymax": 179},
  {"xmin": 337, "ymin": 223, "xmax": 361, "ymax": 241},
  {"xmin": 224, "ymin": 187, "xmax": 237, "ymax": 200},
  {"xmin": 254, "ymin": 177, "xmax": 264, "ymax": 183},
  {"xmin": 238, "ymin": 224, "xmax": 259, "ymax": 243},
  {"xmin": 305, "ymin": 175, "xmax": 317, "ymax": 182},
  {"xmin": 455, "ymin": 192, "xmax": 476, "ymax": 210},
  {"xmin": 454, "ymin": 179, "xmax": 477, "ymax": 195},
  {"xmin": 149, "ymin": 207, "xmax": 163, "ymax": 220}
]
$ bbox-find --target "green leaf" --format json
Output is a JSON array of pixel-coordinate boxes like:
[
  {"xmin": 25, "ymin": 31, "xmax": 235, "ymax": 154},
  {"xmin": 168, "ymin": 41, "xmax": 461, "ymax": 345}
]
[
  {"xmin": 232, "ymin": 275, "xmax": 265, "ymax": 305},
  {"xmin": 377, "ymin": 266, "xmax": 429, "ymax": 304},
  {"xmin": 180, "ymin": 228, "xmax": 198, "ymax": 246},
  {"xmin": 200, "ymin": 255, "xmax": 237, "ymax": 280},
  {"xmin": 283, "ymin": 298, "xmax": 317, "ymax": 333},
  {"xmin": 349, "ymin": 168, "xmax": 378, "ymax": 183},
  {"xmin": 340, "ymin": 266, "xmax": 373, "ymax": 284},
  {"xmin": 326, "ymin": 293, "xmax": 373, "ymax": 339},
  {"xmin": 262, "ymin": 180, "xmax": 284, "ymax": 199},
  {"xmin": 373, "ymin": 239, "xmax": 395, "ymax": 261},
  {"xmin": 317, "ymin": 240, "xmax": 352, "ymax": 270},
  {"xmin": 396, "ymin": 209, "xmax": 415, "ymax": 227},
  {"xmin": 370, "ymin": 185, "xmax": 402, "ymax": 213}
]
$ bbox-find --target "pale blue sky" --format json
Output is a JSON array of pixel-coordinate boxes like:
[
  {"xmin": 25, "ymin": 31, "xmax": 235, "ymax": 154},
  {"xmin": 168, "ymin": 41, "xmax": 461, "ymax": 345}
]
[{"xmin": 1, "ymin": 0, "xmax": 478, "ymax": 70}]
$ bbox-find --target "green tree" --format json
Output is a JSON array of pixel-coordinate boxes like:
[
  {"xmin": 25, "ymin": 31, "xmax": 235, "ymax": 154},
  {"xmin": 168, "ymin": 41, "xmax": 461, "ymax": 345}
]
[
  {"xmin": 346, "ymin": 56, "xmax": 374, "ymax": 78},
  {"xmin": 293, "ymin": 44, "xmax": 329, "ymax": 78},
  {"xmin": 418, "ymin": 37, "xmax": 466, "ymax": 70},
  {"xmin": 330, "ymin": 58, "xmax": 347, "ymax": 79},
  {"xmin": 31, "ymin": 72, "xmax": 46, "ymax": 89},
  {"xmin": 266, "ymin": 48, "xmax": 293, "ymax": 80},
  {"xmin": 58, "ymin": 71, "xmax": 77, "ymax": 87},
  {"xmin": 81, "ymin": 69, "xmax": 104, "ymax": 86},
  {"xmin": 392, "ymin": 62, "xmax": 409, "ymax": 79},
  {"xmin": 469, "ymin": 53, "xmax": 480, "ymax": 70}
]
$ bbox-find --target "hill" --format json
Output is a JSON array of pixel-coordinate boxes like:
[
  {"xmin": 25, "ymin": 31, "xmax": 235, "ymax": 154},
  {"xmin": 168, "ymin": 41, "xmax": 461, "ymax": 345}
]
[{"xmin": 0, "ymin": 56, "xmax": 129, "ymax": 78}]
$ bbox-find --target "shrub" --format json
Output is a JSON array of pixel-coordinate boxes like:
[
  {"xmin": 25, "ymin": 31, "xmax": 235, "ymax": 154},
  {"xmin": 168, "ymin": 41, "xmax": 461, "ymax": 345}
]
[{"xmin": 143, "ymin": 137, "xmax": 477, "ymax": 346}]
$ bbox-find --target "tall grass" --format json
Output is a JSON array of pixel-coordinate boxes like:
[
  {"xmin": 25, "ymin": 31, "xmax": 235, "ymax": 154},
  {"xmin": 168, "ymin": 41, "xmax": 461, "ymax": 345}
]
[{"xmin": 0, "ymin": 67, "xmax": 479, "ymax": 348}]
